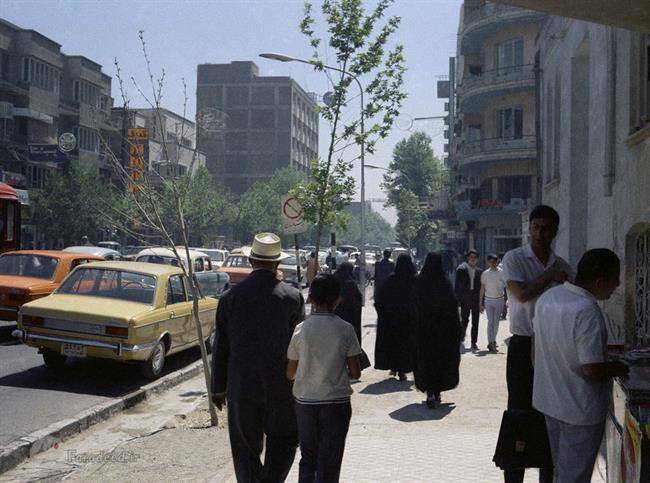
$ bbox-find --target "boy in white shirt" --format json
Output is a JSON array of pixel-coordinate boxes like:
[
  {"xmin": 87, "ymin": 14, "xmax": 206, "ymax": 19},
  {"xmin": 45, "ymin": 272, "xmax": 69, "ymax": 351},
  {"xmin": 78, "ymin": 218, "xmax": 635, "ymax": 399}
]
[
  {"xmin": 480, "ymin": 253, "xmax": 506, "ymax": 353},
  {"xmin": 287, "ymin": 273, "xmax": 361, "ymax": 482}
]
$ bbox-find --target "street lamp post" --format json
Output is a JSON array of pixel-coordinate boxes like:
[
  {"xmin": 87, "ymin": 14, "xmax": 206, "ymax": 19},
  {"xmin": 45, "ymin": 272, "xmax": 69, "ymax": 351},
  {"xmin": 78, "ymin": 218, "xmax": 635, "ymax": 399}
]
[{"xmin": 260, "ymin": 53, "xmax": 368, "ymax": 302}]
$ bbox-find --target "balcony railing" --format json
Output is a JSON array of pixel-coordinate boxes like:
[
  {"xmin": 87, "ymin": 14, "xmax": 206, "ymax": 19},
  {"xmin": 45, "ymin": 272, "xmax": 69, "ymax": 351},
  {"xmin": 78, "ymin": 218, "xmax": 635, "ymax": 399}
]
[
  {"xmin": 463, "ymin": 2, "xmax": 542, "ymax": 28},
  {"xmin": 461, "ymin": 64, "xmax": 536, "ymax": 93},
  {"xmin": 461, "ymin": 135, "xmax": 537, "ymax": 158},
  {"xmin": 454, "ymin": 197, "xmax": 532, "ymax": 219},
  {"xmin": 59, "ymin": 97, "xmax": 80, "ymax": 111}
]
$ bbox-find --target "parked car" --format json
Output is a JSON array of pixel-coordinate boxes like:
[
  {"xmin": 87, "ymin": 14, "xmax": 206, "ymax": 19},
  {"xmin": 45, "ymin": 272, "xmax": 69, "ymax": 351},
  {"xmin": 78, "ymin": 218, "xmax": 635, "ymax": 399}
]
[
  {"xmin": 134, "ymin": 247, "xmax": 229, "ymax": 297},
  {"xmin": 192, "ymin": 248, "xmax": 229, "ymax": 268},
  {"xmin": 0, "ymin": 250, "xmax": 104, "ymax": 321},
  {"xmin": 63, "ymin": 246, "xmax": 124, "ymax": 260},
  {"xmin": 278, "ymin": 252, "xmax": 306, "ymax": 288},
  {"xmin": 338, "ymin": 244, "xmax": 358, "ymax": 254},
  {"xmin": 97, "ymin": 241, "xmax": 122, "ymax": 252},
  {"xmin": 123, "ymin": 245, "xmax": 146, "ymax": 261},
  {"xmin": 218, "ymin": 252, "xmax": 284, "ymax": 286},
  {"xmin": 13, "ymin": 261, "xmax": 218, "ymax": 378}
]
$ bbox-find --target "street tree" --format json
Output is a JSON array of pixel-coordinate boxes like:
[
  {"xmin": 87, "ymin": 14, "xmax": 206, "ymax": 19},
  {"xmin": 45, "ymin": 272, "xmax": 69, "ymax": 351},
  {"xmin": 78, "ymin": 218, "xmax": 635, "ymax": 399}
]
[
  {"xmin": 383, "ymin": 131, "xmax": 449, "ymax": 253},
  {"xmin": 291, "ymin": 0, "xmax": 407, "ymax": 255},
  {"xmin": 233, "ymin": 167, "xmax": 304, "ymax": 244},
  {"xmin": 103, "ymin": 31, "xmax": 222, "ymax": 425},
  {"xmin": 31, "ymin": 163, "xmax": 122, "ymax": 247}
]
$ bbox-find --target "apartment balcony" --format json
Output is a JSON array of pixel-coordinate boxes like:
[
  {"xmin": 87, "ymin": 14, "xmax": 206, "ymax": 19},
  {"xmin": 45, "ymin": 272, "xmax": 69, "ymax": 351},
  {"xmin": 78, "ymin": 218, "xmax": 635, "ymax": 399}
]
[
  {"xmin": 460, "ymin": 2, "xmax": 544, "ymax": 54},
  {"xmin": 454, "ymin": 197, "xmax": 532, "ymax": 222},
  {"xmin": 59, "ymin": 97, "xmax": 80, "ymax": 114},
  {"xmin": 459, "ymin": 64, "xmax": 536, "ymax": 112},
  {"xmin": 458, "ymin": 135, "xmax": 536, "ymax": 169}
]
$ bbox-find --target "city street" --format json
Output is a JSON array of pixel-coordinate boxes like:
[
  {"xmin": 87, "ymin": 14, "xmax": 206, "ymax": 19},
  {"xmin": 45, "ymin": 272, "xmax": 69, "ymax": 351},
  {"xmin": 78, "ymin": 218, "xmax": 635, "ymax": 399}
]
[
  {"xmin": 0, "ymin": 302, "xmax": 606, "ymax": 482},
  {"xmin": 0, "ymin": 325, "xmax": 203, "ymax": 447}
]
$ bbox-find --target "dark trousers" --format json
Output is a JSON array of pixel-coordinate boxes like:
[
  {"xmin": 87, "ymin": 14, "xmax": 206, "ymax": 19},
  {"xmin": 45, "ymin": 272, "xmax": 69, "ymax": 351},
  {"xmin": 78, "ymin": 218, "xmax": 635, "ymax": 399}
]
[
  {"xmin": 504, "ymin": 335, "xmax": 553, "ymax": 483},
  {"xmin": 228, "ymin": 399, "xmax": 298, "ymax": 483},
  {"xmin": 295, "ymin": 401, "xmax": 352, "ymax": 483},
  {"xmin": 460, "ymin": 302, "xmax": 480, "ymax": 344}
]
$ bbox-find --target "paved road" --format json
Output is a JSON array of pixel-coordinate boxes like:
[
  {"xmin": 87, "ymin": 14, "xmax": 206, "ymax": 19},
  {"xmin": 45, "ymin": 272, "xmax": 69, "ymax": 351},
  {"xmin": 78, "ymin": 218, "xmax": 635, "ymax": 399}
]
[{"xmin": 0, "ymin": 329, "xmax": 203, "ymax": 447}]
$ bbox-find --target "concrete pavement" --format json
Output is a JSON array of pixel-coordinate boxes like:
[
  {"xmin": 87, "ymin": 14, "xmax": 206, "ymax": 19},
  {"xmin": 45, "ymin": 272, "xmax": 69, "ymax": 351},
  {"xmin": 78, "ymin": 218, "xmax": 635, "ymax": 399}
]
[{"xmin": 1, "ymin": 303, "xmax": 607, "ymax": 482}]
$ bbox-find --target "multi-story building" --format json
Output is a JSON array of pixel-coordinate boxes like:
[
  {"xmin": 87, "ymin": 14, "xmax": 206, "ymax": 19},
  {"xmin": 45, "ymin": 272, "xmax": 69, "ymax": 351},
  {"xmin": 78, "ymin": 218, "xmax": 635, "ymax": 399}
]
[
  {"xmin": 535, "ymin": 17, "xmax": 650, "ymax": 349},
  {"xmin": 196, "ymin": 61, "xmax": 318, "ymax": 195},
  {"xmin": 0, "ymin": 18, "xmax": 116, "ymax": 245},
  {"xmin": 451, "ymin": 1, "xmax": 545, "ymax": 257},
  {"xmin": 109, "ymin": 107, "xmax": 206, "ymax": 180}
]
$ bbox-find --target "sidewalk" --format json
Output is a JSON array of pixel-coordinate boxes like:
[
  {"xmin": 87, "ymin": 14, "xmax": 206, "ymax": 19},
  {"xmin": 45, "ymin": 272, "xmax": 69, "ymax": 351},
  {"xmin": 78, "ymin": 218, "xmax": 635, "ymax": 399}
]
[{"xmin": 1, "ymin": 303, "xmax": 607, "ymax": 482}]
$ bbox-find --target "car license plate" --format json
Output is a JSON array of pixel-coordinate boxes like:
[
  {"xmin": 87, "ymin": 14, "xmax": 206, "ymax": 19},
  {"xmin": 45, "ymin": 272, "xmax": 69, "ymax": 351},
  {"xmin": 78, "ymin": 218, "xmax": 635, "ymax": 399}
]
[{"xmin": 61, "ymin": 343, "xmax": 87, "ymax": 357}]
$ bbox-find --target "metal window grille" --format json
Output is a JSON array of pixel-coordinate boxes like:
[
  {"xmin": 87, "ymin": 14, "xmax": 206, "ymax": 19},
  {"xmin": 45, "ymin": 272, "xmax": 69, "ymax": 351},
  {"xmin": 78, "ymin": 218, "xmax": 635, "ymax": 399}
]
[{"xmin": 635, "ymin": 228, "xmax": 650, "ymax": 346}]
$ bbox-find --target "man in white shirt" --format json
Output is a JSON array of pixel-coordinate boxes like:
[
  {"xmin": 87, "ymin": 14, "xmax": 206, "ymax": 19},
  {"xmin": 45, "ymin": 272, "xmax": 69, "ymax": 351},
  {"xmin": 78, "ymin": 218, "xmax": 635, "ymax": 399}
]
[
  {"xmin": 533, "ymin": 249, "xmax": 628, "ymax": 482},
  {"xmin": 500, "ymin": 205, "xmax": 571, "ymax": 483},
  {"xmin": 480, "ymin": 253, "xmax": 505, "ymax": 353}
]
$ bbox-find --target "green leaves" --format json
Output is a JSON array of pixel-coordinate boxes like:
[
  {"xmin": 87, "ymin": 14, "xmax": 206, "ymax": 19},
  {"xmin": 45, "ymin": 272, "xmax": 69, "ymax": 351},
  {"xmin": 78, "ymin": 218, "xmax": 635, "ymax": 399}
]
[
  {"xmin": 382, "ymin": 131, "xmax": 450, "ymax": 252},
  {"xmin": 299, "ymin": 0, "xmax": 406, "ymax": 252}
]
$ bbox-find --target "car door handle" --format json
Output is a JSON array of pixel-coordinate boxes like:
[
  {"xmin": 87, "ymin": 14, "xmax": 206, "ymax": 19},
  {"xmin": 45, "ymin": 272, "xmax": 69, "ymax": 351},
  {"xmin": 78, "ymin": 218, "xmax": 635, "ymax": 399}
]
[{"xmin": 170, "ymin": 311, "xmax": 177, "ymax": 319}]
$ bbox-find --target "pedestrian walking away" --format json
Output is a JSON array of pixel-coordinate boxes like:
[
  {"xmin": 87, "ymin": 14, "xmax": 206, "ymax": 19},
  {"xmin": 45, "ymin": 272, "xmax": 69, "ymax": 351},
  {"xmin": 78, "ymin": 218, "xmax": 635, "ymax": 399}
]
[
  {"xmin": 499, "ymin": 205, "xmax": 572, "ymax": 483},
  {"xmin": 374, "ymin": 253, "xmax": 417, "ymax": 381},
  {"xmin": 305, "ymin": 251, "xmax": 320, "ymax": 287},
  {"xmin": 414, "ymin": 252, "xmax": 463, "ymax": 408},
  {"xmin": 333, "ymin": 262, "xmax": 371, "ymax": 370},
  {"xmin": 211, "ymin": 232, "xmax": 305, "ymax": 483},
  {"xmin": 454, "ymin": 249, "xmax": 483, "ymax": 351},
  {"xmin": 287, "ymin": 273, "xmax": 362, "ymax": 483},
  {"xmin": 373, "ymin": 249, "xmax": 395, "ymax": 299},
  {"xmin": 532, "ymin": 249, "xmax": 629, "ymax": 483},
  {"xmin": 480, "ymin": 253, "xmax": 506, "ymax": 353}
]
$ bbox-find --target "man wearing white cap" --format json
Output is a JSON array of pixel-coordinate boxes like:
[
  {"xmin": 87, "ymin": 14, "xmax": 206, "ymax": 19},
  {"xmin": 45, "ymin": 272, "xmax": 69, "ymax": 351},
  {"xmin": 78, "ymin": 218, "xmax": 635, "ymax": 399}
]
[{"xmin": 211, "ymin": 233, "xmax": 305, "ymax": 483}]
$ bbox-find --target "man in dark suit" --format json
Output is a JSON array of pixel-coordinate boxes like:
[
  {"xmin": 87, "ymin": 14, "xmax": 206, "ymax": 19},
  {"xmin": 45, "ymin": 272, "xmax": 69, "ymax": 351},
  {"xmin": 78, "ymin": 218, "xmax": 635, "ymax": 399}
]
[
  {"xmin": 373, "ymin": 249, "xmax": 395, "ymax": 299},
  {"xmin": 454, "ymin": 249, "xmax": 483, "ymax": 350},
  {"xmin": 211, "ymin": 233, "xmax": 304, "ymax": 483}
]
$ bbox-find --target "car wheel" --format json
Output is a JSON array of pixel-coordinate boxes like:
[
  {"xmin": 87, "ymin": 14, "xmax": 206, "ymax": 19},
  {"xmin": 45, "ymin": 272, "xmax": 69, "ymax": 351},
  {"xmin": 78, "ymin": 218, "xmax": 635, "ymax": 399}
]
[
  {"xmin": 140, "ymin": 341, "xmax": 166, "ymax": 379},
  {"xmin": 42, "ymin": 350, "xmax": 67, "ymax": 370}
]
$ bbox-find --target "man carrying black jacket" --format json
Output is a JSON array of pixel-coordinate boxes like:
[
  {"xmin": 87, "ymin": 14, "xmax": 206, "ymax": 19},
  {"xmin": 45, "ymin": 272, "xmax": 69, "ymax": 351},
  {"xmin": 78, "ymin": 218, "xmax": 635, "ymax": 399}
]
[
  {"xmin": 454, "ymin": 249, "xmax": 483, "ymax": 351},
  {"xmin": 211, "ymin": 232, "xmax": 305, "ymax": 483}
]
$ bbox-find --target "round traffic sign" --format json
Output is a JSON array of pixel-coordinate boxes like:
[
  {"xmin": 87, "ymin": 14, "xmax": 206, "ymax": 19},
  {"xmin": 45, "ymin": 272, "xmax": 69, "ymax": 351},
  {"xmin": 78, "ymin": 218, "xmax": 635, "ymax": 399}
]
[{"xmin": 283, "ymin": 197, "xmax": 302, "ymax": 220}]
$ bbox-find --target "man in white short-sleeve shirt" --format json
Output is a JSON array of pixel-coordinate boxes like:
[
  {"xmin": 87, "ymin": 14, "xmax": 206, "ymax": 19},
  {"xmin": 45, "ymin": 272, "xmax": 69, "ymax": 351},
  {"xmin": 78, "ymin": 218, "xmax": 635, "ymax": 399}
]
[
  {"xmin": 533, "ymin": 249, "xmax": 628, "ymax": 482},
  {"xmin": 499, "ymin": 205, "xmax": 571, "ymax": 483}
]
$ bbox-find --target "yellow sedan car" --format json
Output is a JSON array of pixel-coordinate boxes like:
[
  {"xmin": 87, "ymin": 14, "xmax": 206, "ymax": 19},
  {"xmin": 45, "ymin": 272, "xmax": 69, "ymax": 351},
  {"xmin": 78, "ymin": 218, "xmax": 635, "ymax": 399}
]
[{"xmin": 12, "ymin": 261, "xmax": 218, "ymax": 379}]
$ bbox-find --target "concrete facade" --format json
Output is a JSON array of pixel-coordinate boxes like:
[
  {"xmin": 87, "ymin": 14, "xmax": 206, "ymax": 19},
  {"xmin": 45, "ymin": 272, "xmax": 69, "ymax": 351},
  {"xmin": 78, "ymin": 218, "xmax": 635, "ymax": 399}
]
[
  {"xmin": 537, "ymin": 17, "xmax": 650, "ymax": 345},
  {"xmin": 196, "ymin": 61, "xmax": 318, "ymax": 196},
  {"xmin": 109, "ymin": 107, "xmax": 206, "ymax": 180},
  {"xmin": 452, "ymin": 1, "xmax": 546, "ymax": 259},
  {"xmin": 0, "ymin": 17, "xmax": 116, "ymax": 247}
]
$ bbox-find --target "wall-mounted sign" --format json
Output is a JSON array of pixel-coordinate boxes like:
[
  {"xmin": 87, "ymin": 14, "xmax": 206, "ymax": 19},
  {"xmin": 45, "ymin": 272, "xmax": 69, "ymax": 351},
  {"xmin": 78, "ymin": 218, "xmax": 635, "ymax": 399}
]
[{"xmin": 27, "ymin": 144, "xmax": 69, "ymax": 163}]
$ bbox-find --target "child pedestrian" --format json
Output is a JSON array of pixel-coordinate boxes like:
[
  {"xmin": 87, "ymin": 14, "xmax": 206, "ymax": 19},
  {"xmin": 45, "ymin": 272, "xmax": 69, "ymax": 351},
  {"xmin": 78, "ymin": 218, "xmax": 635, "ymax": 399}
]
[{"xmin": 287, "ymin": 273, "xmax": 362, "ymax": 483}]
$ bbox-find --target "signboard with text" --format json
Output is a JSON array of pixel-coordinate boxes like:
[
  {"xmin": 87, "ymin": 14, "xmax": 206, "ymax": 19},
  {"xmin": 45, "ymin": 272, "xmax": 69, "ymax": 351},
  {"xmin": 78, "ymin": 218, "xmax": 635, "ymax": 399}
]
[
  {"xmin": 28, "ymin": 144, "xmax": 71, "ymax": 163},
  {"xmin": 127, "ymin": 128, "xmax": 149, "ymax": 190}
]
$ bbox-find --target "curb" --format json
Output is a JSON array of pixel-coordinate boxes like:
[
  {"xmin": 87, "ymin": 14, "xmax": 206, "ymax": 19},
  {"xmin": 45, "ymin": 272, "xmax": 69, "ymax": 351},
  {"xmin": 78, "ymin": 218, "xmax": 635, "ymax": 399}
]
[{"xmin": 0, "ymin": 359, "xmax": 205, "ymax": 474}]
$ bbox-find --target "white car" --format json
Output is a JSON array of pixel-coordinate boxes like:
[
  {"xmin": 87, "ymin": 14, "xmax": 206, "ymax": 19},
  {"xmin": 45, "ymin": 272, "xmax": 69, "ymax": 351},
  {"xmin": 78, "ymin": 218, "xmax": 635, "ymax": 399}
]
[
  {"xmin": 63, "ymin": 246, "xmax": 124, "ymax": 261},
  {"xmin": 134, "ymin": 247, "xmax": 230, "ymax": 297},
  {"xmin": 278, "ymin": 252, "xmax": 307, "ymax": 288},
  {"xmin": 191, "ymin": 248, "xmax": 229, "ymax": 268}
]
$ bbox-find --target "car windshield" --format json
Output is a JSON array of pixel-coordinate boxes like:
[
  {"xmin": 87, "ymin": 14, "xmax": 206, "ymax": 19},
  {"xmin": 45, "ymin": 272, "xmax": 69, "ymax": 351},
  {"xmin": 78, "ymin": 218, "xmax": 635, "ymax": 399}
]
[
  {"xmin": 225, "ymin": 257, "xmax": 251, "ymax": 268},
  {"xmin": 138, "ymin": 255, "xmax": 182, "ymax": 267},
  {"xmin": 58, "ymin": 268, "xmax": 156, "ymax": 304},
  {"xmin": 280, "ymin": 256, "xmax": 297, "ymax": 266},
  {"xmin": 202, "ymin": 250, "xmax": 224, "ymax": 262},
  {"xmin": 0, "ymin": 254, "xmax": 59, "ymax": 279}
]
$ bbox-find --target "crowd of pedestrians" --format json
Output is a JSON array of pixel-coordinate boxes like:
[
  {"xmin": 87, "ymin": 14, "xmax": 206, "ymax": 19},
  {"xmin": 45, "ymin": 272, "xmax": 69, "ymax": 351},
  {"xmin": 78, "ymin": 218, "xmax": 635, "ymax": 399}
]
[{"xmin": 209, "ymin": 203, "xmax": 628, "ymax": 482}]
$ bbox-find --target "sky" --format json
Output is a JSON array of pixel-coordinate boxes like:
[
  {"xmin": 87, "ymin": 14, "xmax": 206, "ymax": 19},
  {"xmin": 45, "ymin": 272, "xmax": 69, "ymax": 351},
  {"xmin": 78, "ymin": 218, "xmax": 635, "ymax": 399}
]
[{"xmin": 3, "ymin": 0, "xmax": 462, "ymax": 224}]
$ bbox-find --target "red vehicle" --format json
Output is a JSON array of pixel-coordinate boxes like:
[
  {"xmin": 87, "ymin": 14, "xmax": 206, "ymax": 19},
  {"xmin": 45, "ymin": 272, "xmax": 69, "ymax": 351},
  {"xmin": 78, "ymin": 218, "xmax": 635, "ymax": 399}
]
[{"xmin": 0, "ymin": 183, "xmax": 20, "ymax": 254}]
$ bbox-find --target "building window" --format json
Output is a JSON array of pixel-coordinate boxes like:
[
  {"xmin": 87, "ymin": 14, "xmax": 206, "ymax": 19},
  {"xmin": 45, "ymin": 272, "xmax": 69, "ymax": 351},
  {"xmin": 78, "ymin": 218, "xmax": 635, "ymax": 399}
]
[
  {"xmin": 495, "ymin": 38, "xmax": 524, "ymax": 74},
  {"xmin": 73, "ymin": 79, "xmax": 100, "ymax": 107},
  {"xmin": 22, "ymin": 57, "xmax": 61, "ymax": 93},
  {"xmin": 497, "ymin": 176, "xmax": 531, "ymax": 203},
  {"xmin": 634, "ymin": 228, "xmax": 650, "ymax": 345},
  {"xmin": 73, "ymin": 126, "xmax": 100, "ymax": 153},
  {"xmin": 496, "ymin": 107, "xmax": 523, "ymax": 139}
]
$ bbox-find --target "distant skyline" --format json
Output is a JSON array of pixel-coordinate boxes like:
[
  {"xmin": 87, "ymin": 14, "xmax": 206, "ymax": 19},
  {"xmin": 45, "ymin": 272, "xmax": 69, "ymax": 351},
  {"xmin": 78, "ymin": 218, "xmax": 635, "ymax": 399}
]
[{"xmin": 4, "ymin": 0, "xmax": 462, "ymax": 224}]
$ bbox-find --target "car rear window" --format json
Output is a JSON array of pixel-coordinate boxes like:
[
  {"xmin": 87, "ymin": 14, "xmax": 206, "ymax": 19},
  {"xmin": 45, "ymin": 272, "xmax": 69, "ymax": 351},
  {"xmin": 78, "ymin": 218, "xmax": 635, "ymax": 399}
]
[
  {"xmin": 0, "ymin": 254, "xmax": 59, "ymax": 279},
  {"xmin": 58, "ymin": 268, "xmax": 156, "ymax": 304}
]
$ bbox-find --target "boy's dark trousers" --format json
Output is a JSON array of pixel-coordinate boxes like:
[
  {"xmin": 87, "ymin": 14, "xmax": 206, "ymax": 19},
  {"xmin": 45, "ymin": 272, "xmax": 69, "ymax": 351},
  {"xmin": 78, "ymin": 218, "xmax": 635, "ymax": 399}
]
[{"xmin": 295, "ymin": 401, "xmax": 352, "ymax": 483}]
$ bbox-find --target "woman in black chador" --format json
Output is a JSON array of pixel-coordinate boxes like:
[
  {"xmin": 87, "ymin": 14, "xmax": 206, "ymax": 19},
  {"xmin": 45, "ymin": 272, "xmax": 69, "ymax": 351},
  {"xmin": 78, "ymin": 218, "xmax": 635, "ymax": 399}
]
[
  {"xmin": 414, "ymin": 252, "xmax": 463, "ymax": 408},
  {"xmin": 374, "ymin": 254, "xmax": 417, "ymax": 381},
  {"xmin": 333, "ymin": 262, "xmax": 371, "ymax": 370}
]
